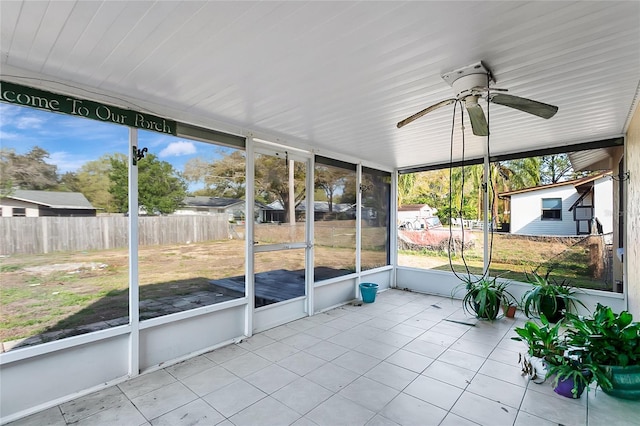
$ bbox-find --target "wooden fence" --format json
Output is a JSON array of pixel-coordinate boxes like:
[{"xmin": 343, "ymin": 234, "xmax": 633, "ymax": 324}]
[{"xmin": 0, "ymin": 215, "xmax": 230, "ymax": 255}]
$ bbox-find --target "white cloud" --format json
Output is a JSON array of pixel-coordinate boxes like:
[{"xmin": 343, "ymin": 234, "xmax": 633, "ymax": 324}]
[
  {"xmin": 49, "ymin": 151, "xmax": 91, "ymax": 173},
  {"xmin": 15, "ymin": 115, "xmax": 45, "ymax": 129},
  {"xmin": 159, "ymin": 141, "xmax": 196, "ymax": 157}
]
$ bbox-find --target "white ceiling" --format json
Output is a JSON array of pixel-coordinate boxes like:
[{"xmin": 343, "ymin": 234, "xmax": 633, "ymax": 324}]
[{"xmin": 1, "ymin": 1, "xmax": 639, "ymax": 170}]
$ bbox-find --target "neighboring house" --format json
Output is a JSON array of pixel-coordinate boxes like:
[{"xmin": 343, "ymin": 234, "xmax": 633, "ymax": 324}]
[
  {"xmin": 0, "ymin": 190, "xmax": 96, "ymax": 217},
  {"xmin": 397, "ymin": 204, "xmax": 438, "ymax": 227},
  {"xmin": 175, "ymin": 196, "xmax": 271, "ymax": 222},
  {"xmin": 500, "ymin": 172, "xmax": 613, "ymax": 236},
  {"xmin": 265, "ymin": 201, "xmax": 362, "ymax": 222}
]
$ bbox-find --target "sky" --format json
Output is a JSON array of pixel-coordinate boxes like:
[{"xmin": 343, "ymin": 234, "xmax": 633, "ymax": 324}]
[{"xmin": 0, "ymin": 103, "xmax": 235, "ymax": 192}]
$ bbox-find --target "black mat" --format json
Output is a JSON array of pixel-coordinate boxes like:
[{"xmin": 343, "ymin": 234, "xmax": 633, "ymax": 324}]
[{"xmin": 210, "ymin": 267, "xmax": 351, "ymax": 307}]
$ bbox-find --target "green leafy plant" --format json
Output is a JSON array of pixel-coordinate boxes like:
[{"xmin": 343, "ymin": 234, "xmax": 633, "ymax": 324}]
[
  {"xmin": 521, "ymin": 270, "xmax": 586, "ymax": 322},
  {"xmin": 546, "ymin": 357, "xmax": 607, "ymax": 398},
  {"xmin": 512, "ymin": 314, "xmax": 562, "ymax": 359},
  {"xmin": 565, "ymin": 304, "xmax": 640, "ymax": 368},
  {"xmin": 454, "ymin": 276, "xmax": 514, "ymax": 320}
]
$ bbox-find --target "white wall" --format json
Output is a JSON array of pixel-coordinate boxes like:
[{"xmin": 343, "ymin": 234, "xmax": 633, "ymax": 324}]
[
  {"xmin": 395, "ymin": 267, "xmax": 626, "ymax": 315},
  {"xmin": 626, "ymin": 104, "xmax": 640, "ymax": 318},
  {"xmin": 510, "ymin": 186, "xmax": 580, "ymax": 235},
  {"xmin": 0, "ymin": 199, "xmax": 39, "ymax": 217},
  {"xmin": 594, "ymin": 177, "xmax": 613, "ymax": 234}
]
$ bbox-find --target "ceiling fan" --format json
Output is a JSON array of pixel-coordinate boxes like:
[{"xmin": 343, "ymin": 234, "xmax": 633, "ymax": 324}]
[{"xmin": 396, "ymin": 61, "xmax": 558, "ymax": 136}]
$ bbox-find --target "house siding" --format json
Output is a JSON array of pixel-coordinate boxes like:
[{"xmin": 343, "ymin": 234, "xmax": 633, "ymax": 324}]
[
  {"xmin": 0, "ymin": 199, "xmax": 39, "ymax": 217},
  {"xmin": 627, "ymin": 103, "xmax": 640, "ymax": 317},
  {"xmin": 593, "ymin": 177, "xmax": 613, "ymax": 234},
  {"xmin": 510, "ymin": 186, "xmax": 580, "ymax": 235}
]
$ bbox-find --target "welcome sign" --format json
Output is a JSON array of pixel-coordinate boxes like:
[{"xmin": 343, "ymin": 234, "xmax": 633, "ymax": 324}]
[{"xmin": 0, "ymin": 81, "xmax": 176, "ymax": 135}]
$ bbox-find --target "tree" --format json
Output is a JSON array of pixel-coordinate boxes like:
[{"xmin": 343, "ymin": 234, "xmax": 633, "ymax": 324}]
[
  {"xmin": 540, "ymin": 154, "xmax": 574, "ymax": 184},
  {"xmin": 0, "ymin": 146, "xmax": 58, "ymax": 193},
  {"xmin": 74, "ymin": 155, "xmax": 123, "ymax": 212},
  {"xmin": 109, "ymin": 153, "xmax": 187, "ymax": 214},
  {"xmin": 255, "ymin": 155, "xmax": 305, "ymax": 223},
  {"xmin": 183, "ymin": 151, "xmax": 246, "ymax": 198},
  {"xmin": 315, "ymin": 165, "xmax": 349, "ymax": 212}
]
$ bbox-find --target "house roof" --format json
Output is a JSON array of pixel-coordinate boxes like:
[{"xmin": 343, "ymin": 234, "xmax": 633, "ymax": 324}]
[
  {"xmin": 398, "ymin": 204, "xmax": 434, "ymax": 212},
  {"xmin": 1, "ymin": 2, "xmax": 638, "ymax": 170},
  {"xmin": 4, "ymin": 190, "xmax": 95, "ymax": 209},
  {"xmin": 499, "ymin": 172, "xmax": 612, "ymax": 198},
  {"xmin": 183, "ymin": 196, "xmax": 244, "ymax": 209}
]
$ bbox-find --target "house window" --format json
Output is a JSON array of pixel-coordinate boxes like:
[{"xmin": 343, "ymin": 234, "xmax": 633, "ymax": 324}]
[
  {"xmin": 12, "ymin": 208, "xmax": 26, "ymax": 217},
  {"xmin": 541, "ymin": 198, "xmax": 562, "ymax": 220}
]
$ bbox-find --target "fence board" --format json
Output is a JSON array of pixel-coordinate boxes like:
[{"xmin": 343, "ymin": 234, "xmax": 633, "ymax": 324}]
[{"xmin": 0, "ymin": 215, "xmax": 229, "ymax": 255}]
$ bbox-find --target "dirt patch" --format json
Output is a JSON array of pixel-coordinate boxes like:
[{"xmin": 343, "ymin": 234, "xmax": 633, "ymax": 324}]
[{"xmin": 23, "ymin": 262, "xmax": 108, "ymax": 275}]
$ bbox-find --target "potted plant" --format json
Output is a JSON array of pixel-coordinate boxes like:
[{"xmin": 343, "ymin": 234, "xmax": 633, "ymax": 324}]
[
  {"xmin": 512, "ymin": 314, "xmax": 562, "ymax": 380},
  {"xmin": 521, "ymin": 270, "xmax": 586, "ymax": 322},
  {"xmin": 502, "ymin": 299, "xmax": 517, "ymax": 318},
  {"xmin": 564, "ymin": 304, "xmax": 640, "ymax": 400},
  {"xmin": 454, "ymin": 276, "xmax": 514, "ymax": 320},
  {"xmin": 545, "ymin": 356, "xmax": 604, "ymax": 399},
  {"xmin": 513, "ymin": 315, "xmax": 607, "ymax": 398},
  {"xmin": 512, "ymin": 314, "xmax": 562, "ymax": 359}
]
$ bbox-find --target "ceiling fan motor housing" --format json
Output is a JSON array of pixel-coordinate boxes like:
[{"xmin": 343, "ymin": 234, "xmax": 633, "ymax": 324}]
[{"xmin": 442, "ymin": 61, "xmax": 494, "ymax": 99}]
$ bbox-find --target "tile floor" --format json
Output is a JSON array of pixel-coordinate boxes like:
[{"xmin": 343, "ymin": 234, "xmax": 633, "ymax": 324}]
[{"xmin": 8, "ymin": 289, "xmax": 637, "ymax": 426}]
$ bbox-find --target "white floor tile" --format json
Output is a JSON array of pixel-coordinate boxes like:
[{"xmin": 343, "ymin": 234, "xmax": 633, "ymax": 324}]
[
  {"xmin": 422, "ymin": 360, "xmax": 475, "ymax": 389},
  {"xmin": 437, "ymin": 348, "xmax": 486, "ymax": 372},
  {"xmin": 385, "ymin": 349, "xmax": 434, "ymax": 373},
  {"xmin": 118, "ymin": 370, "xmax": 177, "ymax": 400},
  {"xmin": 365, "ymin": 414, "xmax": 400, "ymax": 426},
  {"xmin": 513, "ymin": 411, "xmax": 559, "ymax": 426},
  {"xmin": 277, "ymin": 351, "xmax": 326, "ymax": 377},
  {"xmin": 451, "ymin": 391, "xmax": 518, "ymax": 425},
  {"xmin": 403, "ymin": 339, "xmax": 448, "ymax": 359},
  {"xmin": 403, "ymin": 375, "xmax": 464, "ymax": 410},
  {"xmin": 229, "ymin": 396, "xmax": 300, "ymax": 426},
  {"xmin": 60, "ymin": 386, "xmax": 128, "ymax": 423},
  {"xmin": 477, "ymin": 358, "xmax": 529, "ymax": 387},
  {"xmin": 466, "ymin": 373, "xmax": 526, "ymax": 409},
  {"xmin": 204, "ymin": 344, "xmax": 248, "ymax": 364},
  {"xmin": 364, "ymin": 361, "xmax": 419, "ymax": 391},
  {"xmin": 6, "ymin": 406, "xmax": 66, "ymax": 426},
  {"xmin": 519, "ymin": 388, "xmax": 587, "ymax": 426},
  {"xmin": 306, "ymin": 394, "xmax": 376, "ymax": 426},
  {"xmin": 202, "ymin": 380, "xmax": 266, "ymax": 418},
  {"xmin": 333, "ymin": 350, "xmax": 380, "ymax": 375},
  {"xmin": 75, "ymin": 400, "xmax": 147, "ymax": 426},
  {"xmin": 165, "ymin": 355, "xmax": 216, "ymax": 380},
  {"xmin": 180, "ymin": 365, "xmax": 239, "ymax": 396},
  {"xmin": 254, "ymin": 341, "xmax": 299, "ymax": 362},
  {"xmin": 131, "ymin": 381, "xmax": 197, "ymax": 420},
  {"xmin": 272, "ymin": 377, "xmax": 334, "ymax": 415},
  {"xmin": 338, "ymin": 376, "xmax": 400, "ymax": 411},
  {"xmin": 353, "ymin": 339, "xmax": 399, "ymax": 360},
  {"xmin": 244, "ymin": 364, "xmax": 299, "ymax": 394},
  {"xmin": 220, "ymin": 352, "xmax": 272, "ymax": 377},
  {"xmin": 450, "ymin": 338, "xmax": 496, "ymax": 358},
  {"xmin": 303, "ymin": 340, "xmax": 349, "ymax": 361},
  {"xmin": 303, "ymin": 324, "xmax": 342, "ymax": 340},
  {"xmin": 439, "ymin": 413, "xmax": 480, "ymax": 426},
  {"xmin": 588, "ymin": 389, "xmax": 640, "ymax": 426},
  {"xmin": 149, "ymin": 399, "xmax": 224, "ymax": 426},
  {"xmin": 16, "ymin": 289, "xmax": 638, "ymax": 426},
  {"xmin": 305, "ymin": 362, "xmax": 359, "ymax": 392},
  {"xmin": 380, "ymin": 393, "xmax": 447, "ymax": 426},
  {"xmin": 238, "ymin": 333, "xmax": 276, "ymax": 351}
]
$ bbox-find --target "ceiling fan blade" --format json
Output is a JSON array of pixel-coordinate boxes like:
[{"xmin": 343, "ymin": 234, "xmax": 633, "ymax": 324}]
[
  {"xmin": 466, "ymin": 102, "xmax": 488, "ymax": 136},
  {"xmin": 397, "ymin": 98, "xmax": 455, "ymax": 128},
  {"xmin": 490, "ymin": 93, "xmax": 558, "ymax": 119}
]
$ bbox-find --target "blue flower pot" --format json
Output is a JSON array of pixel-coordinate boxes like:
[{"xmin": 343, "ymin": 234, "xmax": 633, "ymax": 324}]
[{"xmin": 359, "ymin": 283, "xmax": 379, "ymax": 303}]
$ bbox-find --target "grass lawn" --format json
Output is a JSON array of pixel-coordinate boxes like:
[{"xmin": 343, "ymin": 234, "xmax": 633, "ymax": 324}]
[{"xmin": 398, "ymin": 232, "xmax": 612, "ymax": 290}]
